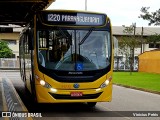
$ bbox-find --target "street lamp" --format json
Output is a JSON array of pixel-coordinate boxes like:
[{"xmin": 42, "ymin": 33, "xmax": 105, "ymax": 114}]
[{"xmin": 85, "ymin": 0, "xmax": 87, "ymax": 11}]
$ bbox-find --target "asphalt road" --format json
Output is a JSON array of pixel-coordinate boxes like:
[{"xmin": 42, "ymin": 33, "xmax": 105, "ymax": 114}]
[{"xmin": 1, "ymin": 70, "xmax": 160, "ymax": 120}]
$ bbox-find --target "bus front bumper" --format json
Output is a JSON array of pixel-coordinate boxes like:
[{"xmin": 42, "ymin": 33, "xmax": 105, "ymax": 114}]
[{"xmin": 35, "ymin": 84, "xmax": 112, "ymax": 103}]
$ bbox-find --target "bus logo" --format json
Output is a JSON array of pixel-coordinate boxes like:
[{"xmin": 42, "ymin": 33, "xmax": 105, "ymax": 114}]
[{"xmin": 73, "ymin": 83, "xmax": 80, "ymax": 89}]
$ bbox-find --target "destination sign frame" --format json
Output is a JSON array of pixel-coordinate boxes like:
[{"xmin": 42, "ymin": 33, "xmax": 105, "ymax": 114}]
[{"xmin": 39, "ymin": 11, "xmax": 106, "ymax": 26}]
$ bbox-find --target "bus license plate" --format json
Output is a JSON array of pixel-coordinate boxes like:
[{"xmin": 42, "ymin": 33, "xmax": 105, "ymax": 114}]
[{"xmin": 70, "ymin": 92, "xmax": 83, "ymax": 97}]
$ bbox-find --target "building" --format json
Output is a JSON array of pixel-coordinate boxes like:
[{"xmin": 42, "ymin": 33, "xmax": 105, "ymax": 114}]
[
  {"xmin": 113, "ymin": 26, "xmax": 160, "ymax": 70},
  {"xmin": 0, "ymin": 25, "xmax": 22, "ymax": 58},
  {"xmin": 0, "ymin": 25, "xmax": 160, "ymax": 69},
  {"xmin": 113, "ymin": 26, "xmax": 160, "ymax": 52},
  {"xmin": 138, "ymin": 50, "xmax": 160, "ymax": 74}
]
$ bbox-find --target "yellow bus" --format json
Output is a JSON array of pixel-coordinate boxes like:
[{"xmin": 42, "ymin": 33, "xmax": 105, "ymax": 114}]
[{"xmin": 19, "ymin": 10, "xmax": 113, "ymax": 107}]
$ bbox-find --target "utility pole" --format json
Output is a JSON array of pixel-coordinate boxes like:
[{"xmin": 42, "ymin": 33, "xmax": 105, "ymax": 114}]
[
  {"xmin": 85, "ymin": 0, "xmax": 87, "ymax": 11},
  {"xmin": 141, "ymin": 27, "xmax": 144, "ymax": 54}
]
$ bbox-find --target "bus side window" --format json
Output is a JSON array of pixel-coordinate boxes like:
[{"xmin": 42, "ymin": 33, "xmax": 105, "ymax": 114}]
[
  {"xmin": 28, "ymin": 29, "xmax": 34, "ymax": 50},
  {"xmin": 39, "ymin": 51, "xmax": 45, "ymax": 67}
]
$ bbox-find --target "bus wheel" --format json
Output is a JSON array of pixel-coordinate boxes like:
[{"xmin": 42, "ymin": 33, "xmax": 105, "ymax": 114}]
[{"xmin": 87, "ymin": 102, "xmax": 97, "ymax": 107}]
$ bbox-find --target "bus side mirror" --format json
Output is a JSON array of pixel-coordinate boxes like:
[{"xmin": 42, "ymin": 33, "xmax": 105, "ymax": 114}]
[{"xmin": 28, "ymin": 29, "xmax": 34, "ymax": 50}]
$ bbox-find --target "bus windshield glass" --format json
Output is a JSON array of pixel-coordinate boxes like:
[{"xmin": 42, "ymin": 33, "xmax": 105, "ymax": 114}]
[{"xmin": 37, "ymin": 28, "xmax": 111, "ymax": 71}]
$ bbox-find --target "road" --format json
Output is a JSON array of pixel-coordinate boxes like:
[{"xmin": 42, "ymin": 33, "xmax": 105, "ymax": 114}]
[{"xmin": 1, "ymin": 70, "xmax": 160, "ymax": 120}]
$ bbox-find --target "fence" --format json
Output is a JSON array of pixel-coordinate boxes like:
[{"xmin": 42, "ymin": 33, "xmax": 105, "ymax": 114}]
[
  {"xmin": 114, "ymin": 56, "xmax": 138, "ymax": 71},
  {"xmin": 0, "ymin": 58, "xmax": 19, "ymax": 69},
  {"xmin": 0, "ymin": 57, "xmax": 138, "ymax": 71}
]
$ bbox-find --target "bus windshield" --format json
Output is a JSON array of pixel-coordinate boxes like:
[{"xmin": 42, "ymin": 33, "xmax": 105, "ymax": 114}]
[{"xmin": 37, "ymin": 28, "xmax": 111, "ymax": 71}]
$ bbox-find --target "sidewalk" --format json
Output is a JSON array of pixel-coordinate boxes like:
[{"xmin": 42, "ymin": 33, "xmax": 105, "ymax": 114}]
[{"xmin": 0, "ymin": 72, "xmax": 32, "ymax": 120}]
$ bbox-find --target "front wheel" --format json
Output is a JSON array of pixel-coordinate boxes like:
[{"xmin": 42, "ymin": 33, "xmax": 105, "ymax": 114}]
[{"xmin": 87, "ymin": 102, "xmax": 97, "ymax": 107}]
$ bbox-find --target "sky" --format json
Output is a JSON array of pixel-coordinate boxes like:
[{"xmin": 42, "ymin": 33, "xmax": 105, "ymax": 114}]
[{"xmin": 47, "ymin": 0, "xmax": 160, "ymax": 27}]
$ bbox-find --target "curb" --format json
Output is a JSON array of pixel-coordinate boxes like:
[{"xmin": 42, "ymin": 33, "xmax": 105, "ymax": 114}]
[
  {"xmin": 113, "ymin": 83, "xmax": 160, "ymax": 95},
  {"xmin": 0, "ymin": 68, "xmax": 20, "ymax": 70},
  {"xmin": 0, "ymin": 77, "xmax": 33, "ymax": 120}
]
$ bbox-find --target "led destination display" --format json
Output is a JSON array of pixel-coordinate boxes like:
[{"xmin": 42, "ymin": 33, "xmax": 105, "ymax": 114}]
[{"xmin": 40, "ymin": 12, "xmax": 106, "ymax": 26}]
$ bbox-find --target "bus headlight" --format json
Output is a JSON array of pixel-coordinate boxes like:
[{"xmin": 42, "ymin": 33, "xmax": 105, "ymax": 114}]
[
  {"xmin": 40, "ymin": 80, "xmax": 45, "ymax": 86},
  {"xmin": 100, "ymin": 80, "xmax": 109, "ymax": 88},
  {"xmin": 100, "ymin": 76, "xmax": 112, "ymax": 88},
  {"xmin": 40, "ymin": 80, "xmax": 51, "ymax": 88},
  {"xmin": 96, "ymin": 88, "xmax": 101, "ymax": 91},
  {"xmin": 50, "ymin": 88, "xmax": 57, "ymax": 93},
  {"xmin": 40, "ymin": 80, "xmax": 57, "ymax": 93},
  {"xmin": 35, "ymin": 74, "xmax": 51, "ymax": 88}
]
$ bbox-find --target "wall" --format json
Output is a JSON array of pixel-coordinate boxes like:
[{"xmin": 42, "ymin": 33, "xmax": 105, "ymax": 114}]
[
  {"xmin": 0, "ymin": 32, "xmax": 20, "ymax": 58},
  {"xmin": 138, "ymin": 50, "xmax": 160, "ymax": 74}
]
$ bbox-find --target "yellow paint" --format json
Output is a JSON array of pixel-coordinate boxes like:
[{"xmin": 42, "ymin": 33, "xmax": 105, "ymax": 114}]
[
  {"xmin": 138, "ymin": 50, "xmax": 160, "ymax": 74},
  {"xmin": 34, "ymin": 72, "xmax": 112, "ymax": 103},
  {"xmin": 23, "ymin": 10, "xmax": 114, "ymax": 104}
]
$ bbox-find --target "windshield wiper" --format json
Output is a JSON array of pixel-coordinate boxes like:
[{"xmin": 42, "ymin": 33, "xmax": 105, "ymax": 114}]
[{"xmin": 78, "ymin": 27, "xmax": 95, "ymax": 45}]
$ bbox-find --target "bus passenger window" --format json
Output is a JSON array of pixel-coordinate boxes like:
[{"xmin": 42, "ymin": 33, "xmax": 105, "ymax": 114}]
[{"xmin": 39, "ymin": 51, "xmax": 45, "ymax": 67}]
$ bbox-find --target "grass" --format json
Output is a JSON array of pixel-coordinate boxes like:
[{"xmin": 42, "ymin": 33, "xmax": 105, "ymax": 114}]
[{"xmin": 113, "ymin": 72, "xmax": 160, "ymax": 92}]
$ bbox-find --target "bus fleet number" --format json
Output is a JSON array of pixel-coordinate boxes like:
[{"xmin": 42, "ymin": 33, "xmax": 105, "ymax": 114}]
[{"xmin": 48, "ymin": 14, "xmax": 60, "ymax": 22}]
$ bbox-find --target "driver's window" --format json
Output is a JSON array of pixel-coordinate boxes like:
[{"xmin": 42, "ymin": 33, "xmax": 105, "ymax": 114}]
[{"xmin": 38, "ymin": 30, "xmax": 71, "ymax": 62}]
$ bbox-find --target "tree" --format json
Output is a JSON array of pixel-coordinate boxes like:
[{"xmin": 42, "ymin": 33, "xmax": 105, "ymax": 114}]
[
  {"xmin": 139, "ymin": 7, "xmax": 160, "ymax": 49},
  {"xmin": 118, "ymin": 37, "xmax": 130, "ymax": 71},
  {"xmin": 139, "ymin": 7, "xmax": 160, "ymax": 26},
  {"xmin": 119, "ymin": 25, "xmax": 141, "ymax": 74},
  {"xmin": 0, "ymin": 40, "xmax": 13, "ymax": 58},
  {"xmin": 146, "ymin": 34, "xmax": 160, "ymax": 48}
]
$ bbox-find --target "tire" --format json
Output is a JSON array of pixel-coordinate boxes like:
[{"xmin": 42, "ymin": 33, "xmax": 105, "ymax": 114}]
[{"xmin": 87, "ymin": 102, "xmax": 97, "ymax": 107}]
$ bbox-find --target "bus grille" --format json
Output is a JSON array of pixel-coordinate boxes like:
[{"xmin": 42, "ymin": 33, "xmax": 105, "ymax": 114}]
[{"xmin": 48, "ymin": 92, "xmax": 102, "ymax": 100}]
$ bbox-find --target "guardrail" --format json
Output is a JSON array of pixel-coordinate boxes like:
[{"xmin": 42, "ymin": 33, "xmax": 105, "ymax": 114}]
[
  {"xmin": 0, "ymin": 58, "xmax": 138, "ymax": 71},
  {"xmin": 0, "ymin": 58, "xmax": 19, "ymax": 68}
]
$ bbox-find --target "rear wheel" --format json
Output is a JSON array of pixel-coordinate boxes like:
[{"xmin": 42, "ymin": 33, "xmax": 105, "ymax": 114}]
[{"xmin": 87, "ymin": 102, "xmax": 97, "ymax": 107}]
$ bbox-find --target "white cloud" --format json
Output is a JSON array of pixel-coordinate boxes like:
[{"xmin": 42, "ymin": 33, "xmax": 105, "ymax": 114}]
[
  {"xmin": 48, "ymin": 0, "xmax": 85, "ymax": 10},
  {"xmin": 48, "ymin": 0, "xmax": 160, "ymax": 27}
]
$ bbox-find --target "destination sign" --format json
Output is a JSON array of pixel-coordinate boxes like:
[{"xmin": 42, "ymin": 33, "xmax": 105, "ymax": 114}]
[{"xmin": 40, "ymin": 12, "xmax": 106, "ymax": 26}]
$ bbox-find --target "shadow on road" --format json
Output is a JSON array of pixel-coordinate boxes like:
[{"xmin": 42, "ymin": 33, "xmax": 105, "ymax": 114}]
[{"xmin": 14, "ymin": 85, "xmax": 122, "ymax": 117}]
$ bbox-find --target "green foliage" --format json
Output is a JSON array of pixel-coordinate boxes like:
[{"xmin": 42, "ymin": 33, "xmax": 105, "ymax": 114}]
[
  {"xmin": 122, "ymin": 25, "xmax": 134, "ymax": 35},
  {"xmin": 139, "ymin": 7, "xmax": 160, "ymax": 26},
  {"xmin": 121, "ymin": 25, "xmax": 141, "ymax": 48},
  {"xmin": 0, "ymin": 40, "xmax": 13, "ymax": 58},
  {"xmin": 113, "ymin": 72, "xmax": 160, "ymax": 92},
  {"xmin": 146, "ymin": 34, "xmax": 160, "ymax": 44},
  {"xmin": 119, "ymin": 25, "xmax": 141, "ymax": 73},
  {"xmin": 120, "ymin": 36, "xmax": 141, "ymax": 49},
  {"xmin": 120, "ymin": 25, "xmax": 139, "ymax": 51}
]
